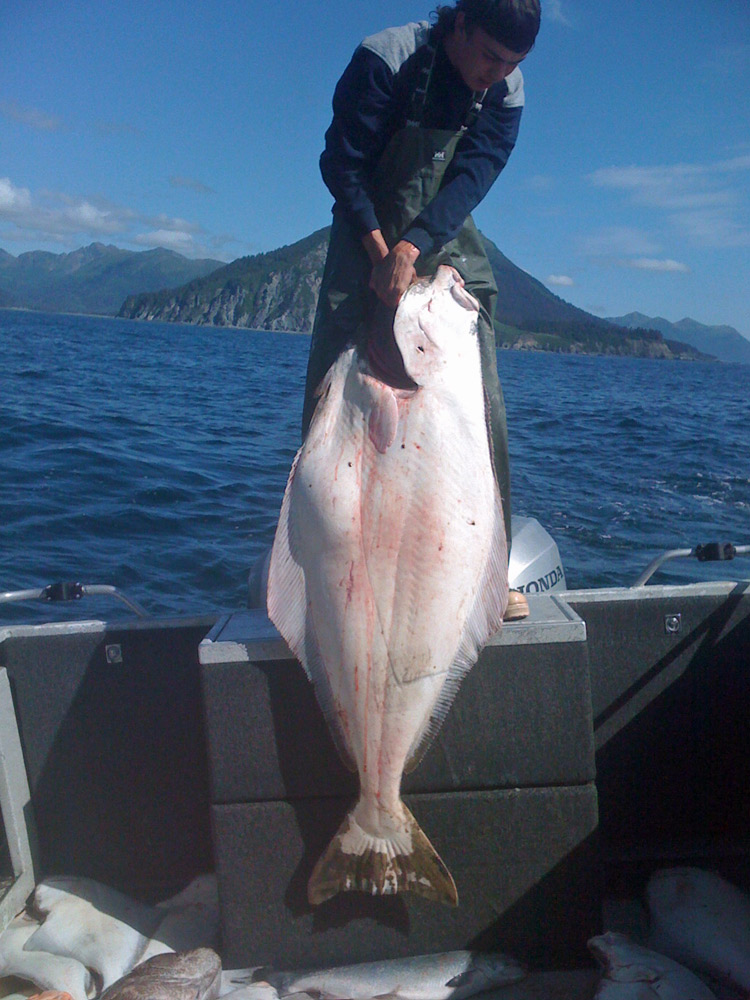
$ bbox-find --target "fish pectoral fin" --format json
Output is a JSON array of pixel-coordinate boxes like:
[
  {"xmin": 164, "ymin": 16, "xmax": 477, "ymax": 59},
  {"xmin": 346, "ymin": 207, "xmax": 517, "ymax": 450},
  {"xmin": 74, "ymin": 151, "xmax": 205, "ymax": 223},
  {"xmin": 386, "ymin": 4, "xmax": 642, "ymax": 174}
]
[
  {"xmin": 361, "ymin": 374, "xmax": 399, "ymax": 453},
  {"xmin": 307, "ymin": 805, "xmax": 457, "ymax": 907}
]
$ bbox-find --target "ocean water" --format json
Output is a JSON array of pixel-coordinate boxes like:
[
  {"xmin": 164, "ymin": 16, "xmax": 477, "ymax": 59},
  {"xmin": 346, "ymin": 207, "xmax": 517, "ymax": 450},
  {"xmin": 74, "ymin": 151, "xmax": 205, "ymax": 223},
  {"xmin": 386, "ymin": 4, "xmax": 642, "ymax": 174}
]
[{"xmin": 1, "ymin": 308, "xmax": 749, "ymax": 624}]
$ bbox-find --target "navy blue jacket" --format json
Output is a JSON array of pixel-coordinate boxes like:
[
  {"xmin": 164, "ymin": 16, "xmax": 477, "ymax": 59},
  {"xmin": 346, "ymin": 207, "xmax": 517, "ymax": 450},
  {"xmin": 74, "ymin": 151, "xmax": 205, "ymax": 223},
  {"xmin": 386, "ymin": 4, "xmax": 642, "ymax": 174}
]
[{"xmin": 320, "ymin": 20, "xmax": 525, "ymax": 256}]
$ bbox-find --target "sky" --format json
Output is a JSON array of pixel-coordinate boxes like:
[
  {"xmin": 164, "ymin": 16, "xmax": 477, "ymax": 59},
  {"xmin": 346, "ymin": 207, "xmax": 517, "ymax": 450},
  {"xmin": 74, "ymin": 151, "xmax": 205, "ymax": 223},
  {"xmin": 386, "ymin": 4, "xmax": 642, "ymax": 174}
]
[{"xmin": 2, "ymin": 1, "xmax": 749, "ymax": 337}]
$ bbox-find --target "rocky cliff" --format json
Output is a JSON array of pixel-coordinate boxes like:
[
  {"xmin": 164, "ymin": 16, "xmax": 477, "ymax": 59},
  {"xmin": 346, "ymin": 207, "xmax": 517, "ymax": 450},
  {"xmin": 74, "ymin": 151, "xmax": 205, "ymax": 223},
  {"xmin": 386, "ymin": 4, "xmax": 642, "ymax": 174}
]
[{"xmin": 119, "ymin": 229, "xmax": 328, "ymax": 331}]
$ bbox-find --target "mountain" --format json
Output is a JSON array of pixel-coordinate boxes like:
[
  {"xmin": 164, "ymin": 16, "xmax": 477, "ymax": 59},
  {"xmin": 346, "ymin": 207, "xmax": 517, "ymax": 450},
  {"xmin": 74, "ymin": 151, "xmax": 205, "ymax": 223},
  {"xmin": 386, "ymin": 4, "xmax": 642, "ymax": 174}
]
[
  {"xmin": 119, "ymin": 228, "xmax": 709, "ymax": 361},
  {"xmin": 608, "ymin": 311, "xmax": 750, "ymax": 365},
  {"xmin": 0, "ymin": 243, "xmax": 225, "ymax": 315},
  {"xmin": 119, "ymin": 228, "xmax": 327, "ymax": 331}
]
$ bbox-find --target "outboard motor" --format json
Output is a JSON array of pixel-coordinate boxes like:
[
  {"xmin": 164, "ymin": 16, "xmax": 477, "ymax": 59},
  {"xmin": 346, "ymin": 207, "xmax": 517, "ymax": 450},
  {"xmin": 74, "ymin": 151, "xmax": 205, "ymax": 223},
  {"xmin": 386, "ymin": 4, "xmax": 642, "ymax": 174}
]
[{"xmin": 508, "ymin": 516, "xmax": 567, "ymax": 595}]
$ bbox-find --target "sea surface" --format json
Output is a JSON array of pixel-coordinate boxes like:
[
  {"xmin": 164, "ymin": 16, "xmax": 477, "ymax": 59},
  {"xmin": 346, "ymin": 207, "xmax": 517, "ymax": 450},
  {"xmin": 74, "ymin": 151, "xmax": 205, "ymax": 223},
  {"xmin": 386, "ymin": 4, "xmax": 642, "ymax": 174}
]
[{"xmin": 1, "ymin": 308, "xmax": 749, "ymax": 624}]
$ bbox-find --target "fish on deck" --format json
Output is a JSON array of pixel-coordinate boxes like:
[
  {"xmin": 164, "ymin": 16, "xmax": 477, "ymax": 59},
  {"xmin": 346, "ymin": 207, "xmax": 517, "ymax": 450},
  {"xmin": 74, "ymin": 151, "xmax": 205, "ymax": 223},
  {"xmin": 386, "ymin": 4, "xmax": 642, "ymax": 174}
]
[
  {"xmin": 0, "ymin": 915, "xmax": 91, "ymax": 1000},
  {"xmin": 24, "ymin": 877, "xmax": 161, "ymax": 992},
  {"xmin": 268, "ymin": 265, "xmax": 508, "ymax": 906},
  {"xmin": 588, "ymin": 932, "xmax": 717, "ymax": 999},
  {"xmin": 646, "ymin": 867, "xmax": 750, "ymax": 992},
  {"xmin": 260, "ymin": 949, "xmax": 526, "ymax": 999},
  {"xmin": 99, "ymin": 948, "xmax": 222, "ymax": 1000}
]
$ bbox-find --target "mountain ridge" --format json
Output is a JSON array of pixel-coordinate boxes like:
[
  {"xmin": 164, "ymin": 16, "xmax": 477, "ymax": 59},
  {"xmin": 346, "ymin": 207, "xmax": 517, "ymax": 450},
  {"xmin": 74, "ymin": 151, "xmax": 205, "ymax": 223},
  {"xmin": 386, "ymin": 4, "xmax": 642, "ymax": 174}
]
[
  {"xmin": 0, "ymin": 242, "xmax": 225, "ymax": 315},
  {"xmin": 118, "ymin": 227, "xmax": 711, "ymax": 362},
  {"xmin": 0, "ymin": 233, "xmax": 728, "ymax": 362},
  {"xmin": 608, "ymin": 311, "xmax": 750, "ymax": 364}
]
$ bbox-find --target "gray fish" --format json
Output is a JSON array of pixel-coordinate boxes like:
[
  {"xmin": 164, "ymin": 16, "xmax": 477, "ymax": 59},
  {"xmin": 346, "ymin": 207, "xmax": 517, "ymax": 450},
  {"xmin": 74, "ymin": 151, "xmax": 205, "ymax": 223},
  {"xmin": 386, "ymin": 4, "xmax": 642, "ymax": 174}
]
[
  {"xmin": 261, "ymin": 949, "xmax": 526, "ymax": 999},
  {"xmin": 268, "ymin": 266, "xmax": 508, "ymax": 907},
  {"xmin": 647, "ymin": 867, "xmax": 750, "ymax": 991},
  {"xmin": 100, "ymin": 948, "xmax": 221, "ymax": 1000},
  {"xmin": 589, "ymin": 932, "xmax": 716, "ymax": 999}
]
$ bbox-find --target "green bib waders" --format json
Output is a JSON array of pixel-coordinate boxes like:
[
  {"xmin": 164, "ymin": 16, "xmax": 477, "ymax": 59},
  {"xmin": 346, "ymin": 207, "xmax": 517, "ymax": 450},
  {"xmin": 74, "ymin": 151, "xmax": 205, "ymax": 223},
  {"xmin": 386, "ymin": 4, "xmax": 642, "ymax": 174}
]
[{"xmin": 303, "ymin": 49, "xmax": 512, "ymax": 546}]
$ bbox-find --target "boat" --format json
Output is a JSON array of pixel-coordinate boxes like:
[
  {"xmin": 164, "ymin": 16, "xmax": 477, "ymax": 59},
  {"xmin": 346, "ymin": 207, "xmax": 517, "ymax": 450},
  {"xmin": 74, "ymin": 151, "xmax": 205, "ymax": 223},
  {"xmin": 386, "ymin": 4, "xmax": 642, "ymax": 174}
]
[{"xmin": 1, "ymin": 522, "xmax": 748, "ymax": 997}]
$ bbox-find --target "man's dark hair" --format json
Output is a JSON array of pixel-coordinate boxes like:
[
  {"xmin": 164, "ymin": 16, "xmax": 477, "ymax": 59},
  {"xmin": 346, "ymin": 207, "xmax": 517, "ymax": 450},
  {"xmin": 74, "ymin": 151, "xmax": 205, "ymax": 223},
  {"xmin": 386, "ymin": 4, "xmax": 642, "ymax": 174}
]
[{"xmin": 432, "ymin": 0, "xmax": 541, "ymax": 53}]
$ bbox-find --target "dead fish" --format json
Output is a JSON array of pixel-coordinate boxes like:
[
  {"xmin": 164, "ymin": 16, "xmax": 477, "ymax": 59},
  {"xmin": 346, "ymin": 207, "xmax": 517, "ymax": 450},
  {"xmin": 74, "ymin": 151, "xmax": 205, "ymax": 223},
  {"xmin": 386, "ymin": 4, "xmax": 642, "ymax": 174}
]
[
  {"xmin": 268, "ymin": 265, "xmax": 508, "ymax": 906},
  {"xmin": 262, "ymin": 949, "xmax": 526, "ymax": 999},
  {"xmin": 220, "ymin": 983, "xmax": 282, "ymax": 1000},
  {"xmin": 0, "ymin": 914, "xmax": 92, "ymax": 1000},
  {"xmin": 219, "ymin": 969, "xmax": 283, "ymax": 1000},
  {"xmin": 25, "ymin": 876, "xmax": 161, "ymax": 990},
  {"xmin": 99, "ymin": 948, "xmax": 221, "ymax": 1000},
  {"xmin": 588, "ymin": 932, "xmax": 716, "ymax": 999},
  {"xmin": 647, "ymin": 867, "xmax": 750, "ymax": 991}
]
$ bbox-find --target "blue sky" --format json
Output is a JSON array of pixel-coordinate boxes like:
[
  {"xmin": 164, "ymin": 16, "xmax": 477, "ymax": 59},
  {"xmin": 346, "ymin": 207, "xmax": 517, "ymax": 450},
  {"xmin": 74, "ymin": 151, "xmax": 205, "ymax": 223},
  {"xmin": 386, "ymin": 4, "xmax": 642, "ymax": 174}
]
[{"xmin": 2, "ymin": 1, "xmax": 749, "ymax": 336}]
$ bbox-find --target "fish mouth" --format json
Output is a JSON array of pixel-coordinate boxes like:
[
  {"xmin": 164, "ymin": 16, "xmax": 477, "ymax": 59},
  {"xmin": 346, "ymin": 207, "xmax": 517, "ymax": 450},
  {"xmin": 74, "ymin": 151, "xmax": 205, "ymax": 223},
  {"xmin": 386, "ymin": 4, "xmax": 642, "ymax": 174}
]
[
  {"xmin": 450, "ymin": 281, "xmax": 479, "ymax": 313},
  {"xmin": 366, "ymin": 336, "xmax": 419, "ymax": 389},
  {"xmin": 432, "ymin": 265, "xmax": 480, "ymax": 313},
  {"xmin": 365, "ymin": 297, "xmax": 419, "ymax": 389}
]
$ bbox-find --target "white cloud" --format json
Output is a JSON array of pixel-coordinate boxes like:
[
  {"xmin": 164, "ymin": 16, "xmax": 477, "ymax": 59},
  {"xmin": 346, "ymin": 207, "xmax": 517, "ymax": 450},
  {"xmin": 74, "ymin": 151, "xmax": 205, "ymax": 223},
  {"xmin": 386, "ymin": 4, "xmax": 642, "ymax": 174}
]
[
  {"xmin": 169, "ymin": 175, "xmax": 215, "ymax": 195},
  {"xmin": 0, "ymin": 100, "xmax": 63, "ymax": 131},
  {"xmin": 588, "ymin": 155, "xmax": 750, "ymax": 248},
  {"xmin": 544, "ymin": 0, "xmax": 572, "ymax": 26},
  {"xmin": 0, "ymin": 177, "xmax": 32, "ymax": 213},
  {"xmin": 626, "ymin": 258, "xmax": 690, "ymax": 273},
  {"xmin": 547, "ymin": 274, "xmax": 574, "ymax": 286},
  {"xmin": 0, "ymin": 176, "xmax": 231, "ymax": 258},
  {"xmin": 63, "ymin": 201, "xmax": 120, "ymax": 233},
  {"xmin": 134, "ymin": 229, "xmax": 199, "ymax": 253}
]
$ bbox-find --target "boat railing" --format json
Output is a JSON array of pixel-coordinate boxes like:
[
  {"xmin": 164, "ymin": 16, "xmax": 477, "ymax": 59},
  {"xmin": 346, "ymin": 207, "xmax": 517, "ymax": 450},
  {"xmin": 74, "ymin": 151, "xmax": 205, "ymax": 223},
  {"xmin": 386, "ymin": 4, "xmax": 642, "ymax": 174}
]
[
  {"xmin": 631, "ymin": 541, "xmax": 750, "ymax": 588},
  {"xmin": 0, "ymin": 581, "xmax": 149, "ymax": 617}
]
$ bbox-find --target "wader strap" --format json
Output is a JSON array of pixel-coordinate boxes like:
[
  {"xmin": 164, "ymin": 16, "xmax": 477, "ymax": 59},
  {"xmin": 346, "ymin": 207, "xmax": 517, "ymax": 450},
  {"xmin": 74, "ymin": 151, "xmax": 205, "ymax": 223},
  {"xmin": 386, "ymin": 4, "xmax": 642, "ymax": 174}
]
[
  {"xmin": 461, "ymin": 89, "xmax": 488, "ymax": 132},
  {"xmin": 406, "ymin": 36, "xmax": 487, "ymax": 132},
  {"xmin": 406, "ymin": 38, "xmax": 437, "ymax": 127}
]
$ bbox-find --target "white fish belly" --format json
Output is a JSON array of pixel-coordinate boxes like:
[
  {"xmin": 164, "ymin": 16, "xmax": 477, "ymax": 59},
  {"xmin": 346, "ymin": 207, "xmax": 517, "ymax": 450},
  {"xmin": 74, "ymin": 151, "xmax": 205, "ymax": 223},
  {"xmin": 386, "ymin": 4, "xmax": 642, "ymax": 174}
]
[{"xmin": 270, "ymin": 346, "xmax": 503, "ymax": 806}]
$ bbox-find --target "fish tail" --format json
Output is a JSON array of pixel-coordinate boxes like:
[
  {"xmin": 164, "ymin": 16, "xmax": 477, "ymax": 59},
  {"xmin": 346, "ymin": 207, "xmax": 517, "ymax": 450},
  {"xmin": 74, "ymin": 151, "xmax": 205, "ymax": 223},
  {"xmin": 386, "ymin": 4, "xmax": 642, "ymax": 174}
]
[{"xmin": 308, "ymin": 804, "xmax": 458, "ymax": 906}]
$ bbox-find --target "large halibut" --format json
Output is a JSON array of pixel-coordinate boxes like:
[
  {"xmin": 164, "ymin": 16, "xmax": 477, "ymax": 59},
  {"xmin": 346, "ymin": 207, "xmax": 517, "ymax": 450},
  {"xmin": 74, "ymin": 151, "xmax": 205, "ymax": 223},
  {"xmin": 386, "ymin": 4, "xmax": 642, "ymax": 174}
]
[{"xmin": 267, "ymin": 265, "xmax": 508, "ymax": 906}]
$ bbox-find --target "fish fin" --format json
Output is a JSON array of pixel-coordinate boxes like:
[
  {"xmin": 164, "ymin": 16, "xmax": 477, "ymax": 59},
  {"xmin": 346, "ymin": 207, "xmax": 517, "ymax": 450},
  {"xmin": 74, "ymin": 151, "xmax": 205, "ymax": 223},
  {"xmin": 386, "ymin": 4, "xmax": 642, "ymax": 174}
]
[
  {"xmin": 267, "ymin": 446, "xmax": 310, "ymax": 679},
  {"xmin": 308, "ymin": 805, "xmax": 457, "ymax": 907},
  {"xmin": 268, "ymin": 502, "xmax": 357, "ymax": 772},
  {"xmin": 267, "ymin": 402, "xmax": 357, "ymax": 773},
  {"xmin": 362, "ymin": 374, "xmax": 399, "ymax": 453},
  {"xmin": 404, "ymin": 486, "xmax": 508, "ymax": 771},
  {"xmin": 302, "ymin": 638, "xmax": 358, "ymax": 772}
]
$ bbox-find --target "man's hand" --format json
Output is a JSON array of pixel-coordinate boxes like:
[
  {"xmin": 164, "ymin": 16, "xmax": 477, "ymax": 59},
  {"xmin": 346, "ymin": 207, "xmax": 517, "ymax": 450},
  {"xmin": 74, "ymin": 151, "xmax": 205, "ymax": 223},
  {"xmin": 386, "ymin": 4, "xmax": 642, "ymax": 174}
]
[{"xmin": 362, "ymin": 231, "xmax": 420, "ymax": 309}]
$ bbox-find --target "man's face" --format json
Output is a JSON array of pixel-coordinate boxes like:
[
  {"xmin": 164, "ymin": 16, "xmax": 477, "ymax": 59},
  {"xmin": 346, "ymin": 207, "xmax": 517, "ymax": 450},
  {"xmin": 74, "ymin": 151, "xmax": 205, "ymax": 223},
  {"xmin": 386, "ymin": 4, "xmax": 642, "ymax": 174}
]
[{"xmin": 448, "ymin": 11, "xmax": 528, "ymax": 91}]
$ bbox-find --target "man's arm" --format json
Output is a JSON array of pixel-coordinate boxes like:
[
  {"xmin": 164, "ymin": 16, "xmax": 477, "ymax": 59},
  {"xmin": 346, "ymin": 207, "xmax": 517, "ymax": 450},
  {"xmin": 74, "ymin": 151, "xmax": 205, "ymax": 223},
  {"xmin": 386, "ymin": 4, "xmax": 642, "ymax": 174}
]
[{"xmin": 319, "ymin": 48, "xmax": 398, "ymax": 241}]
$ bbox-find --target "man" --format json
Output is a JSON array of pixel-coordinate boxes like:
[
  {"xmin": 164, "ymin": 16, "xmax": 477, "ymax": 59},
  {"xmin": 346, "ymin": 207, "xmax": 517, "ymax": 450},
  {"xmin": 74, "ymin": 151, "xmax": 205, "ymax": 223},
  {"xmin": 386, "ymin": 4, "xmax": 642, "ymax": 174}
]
[{"xmin": 304, "ymin": 0, "xmax": 541, "ymax": 620}]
